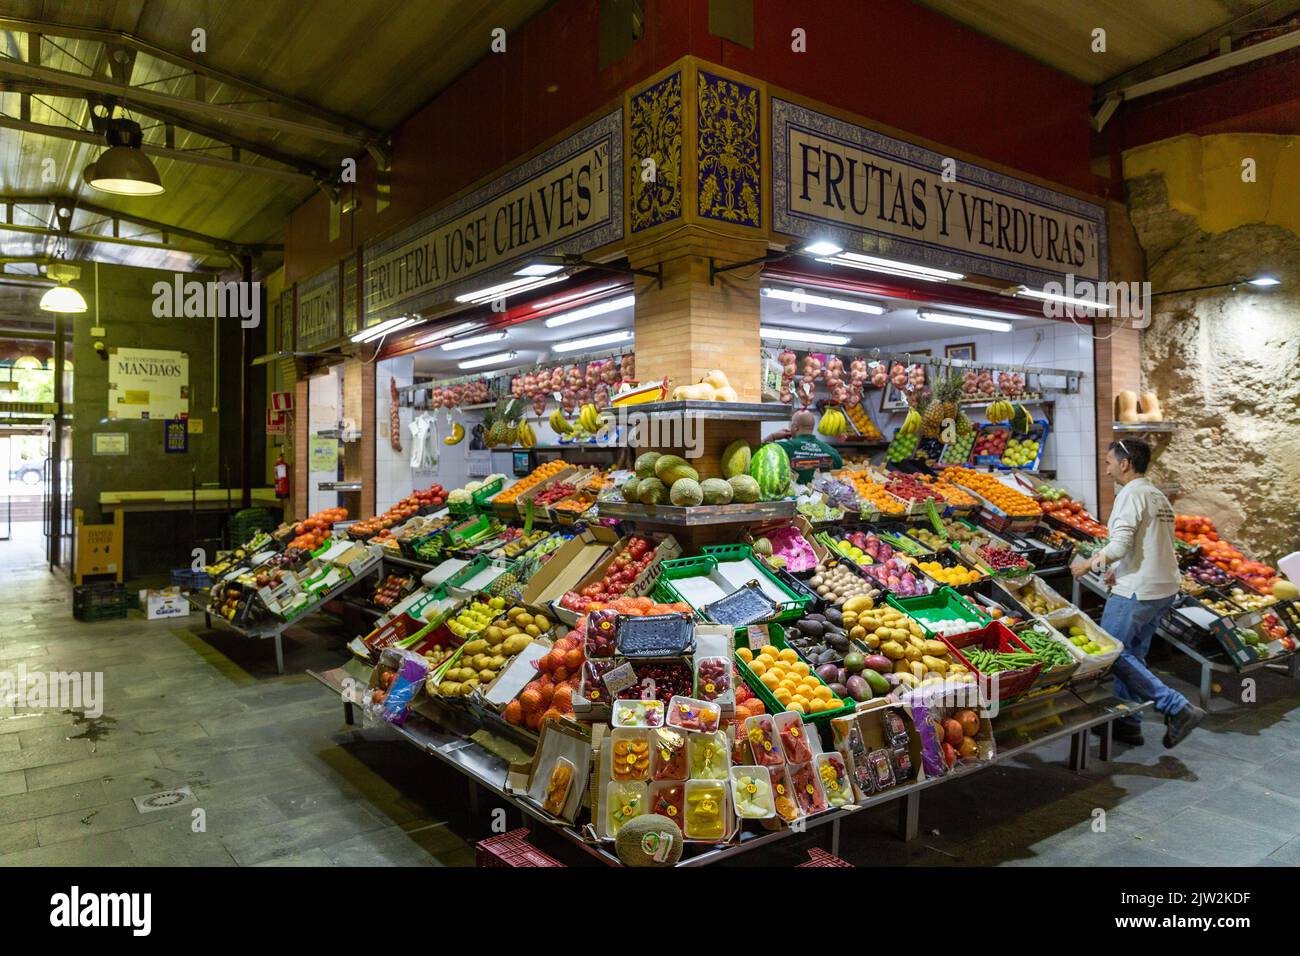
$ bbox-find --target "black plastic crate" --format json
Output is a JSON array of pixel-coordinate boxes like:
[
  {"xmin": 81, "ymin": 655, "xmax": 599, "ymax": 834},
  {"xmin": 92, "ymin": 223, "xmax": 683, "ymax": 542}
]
[{"xmin": 73, "ymin": 583, "xmax": 130, "ymax": 622}]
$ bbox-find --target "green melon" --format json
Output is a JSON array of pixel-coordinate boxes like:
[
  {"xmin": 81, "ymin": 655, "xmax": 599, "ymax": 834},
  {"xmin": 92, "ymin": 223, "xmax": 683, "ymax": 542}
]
[
  {"xmin": 634, "ymin": 452, "xmax": 662, "ymax": 480},
  {"xmin": 621, "ymin": 477, "xmax": 641, "ymax": 502},
  {"xmin": 615, "ymin": 813, "xmax": 684, "ymax": 867},
  {"xmin": 637, "ymin": 477, "xmax": 668, "ymax": 505},
  {"xmin": 749, "ymin": 443, "xmax": 792, "ymax": 500},
  {"xmin": 728, "ymin": 474, "xmax": 761, "ymax": 504},
  {"xmin": 669, "ymin": 478, "xmax": 704, "ymax": 507},
  {"xmin": 654, "ymin": 454, "xmax": 699, "ymax": 485},
  {"xmin": 721, "ymin": 439, "xmax": 752, "ymax": 479},
  {"xmin": 700, "ymin": 477, "xmax": 733, "ymax": 505}
]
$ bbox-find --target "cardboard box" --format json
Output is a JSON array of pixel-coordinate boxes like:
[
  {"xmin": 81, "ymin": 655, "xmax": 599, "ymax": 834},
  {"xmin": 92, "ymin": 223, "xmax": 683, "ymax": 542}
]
[
  {"xmin": 139, "ymin": 587, "xmax": 190, "ymax": 620},
  {"xmin": 518, "ymin": 524, "xmax": 620, "ymax": 614},
  {"xmin": 552, "ymin": 532, "xmax": 683, "ymax": 625}
]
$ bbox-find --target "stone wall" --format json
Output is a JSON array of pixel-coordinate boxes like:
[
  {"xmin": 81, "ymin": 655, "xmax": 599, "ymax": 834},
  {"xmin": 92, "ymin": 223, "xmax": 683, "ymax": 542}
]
[{"xmin": 1126, "ymin": 174, "xmax": 1300, "ymax": 563}]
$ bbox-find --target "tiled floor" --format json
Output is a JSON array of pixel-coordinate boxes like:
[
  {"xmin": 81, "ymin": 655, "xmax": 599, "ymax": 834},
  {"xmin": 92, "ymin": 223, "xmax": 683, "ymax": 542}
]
[{"xmin": 3, "ymin": 528, "xmax": 1298, "ymax": 867}]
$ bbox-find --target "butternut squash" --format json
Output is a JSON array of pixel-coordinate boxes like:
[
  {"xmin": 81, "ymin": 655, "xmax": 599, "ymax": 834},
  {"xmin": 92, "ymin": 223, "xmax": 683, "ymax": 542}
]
[
  {"xmin": 1136, "ymin": 391, "xmax": 1163, "ymax": 422},
  {"xmin": 711, "ymin": 385, "xmax": 739, "ymax": 402},
  {"xmin": 671, "ymin": 382, "xmax": 716, "ymax": 401},
  {"xmin": 1114, "ymin": 389, "xmax": 1139, "ymax": 423},
  {"xmin": 703, "ymin": 369, "xmax": 732, "ymax": 390}
]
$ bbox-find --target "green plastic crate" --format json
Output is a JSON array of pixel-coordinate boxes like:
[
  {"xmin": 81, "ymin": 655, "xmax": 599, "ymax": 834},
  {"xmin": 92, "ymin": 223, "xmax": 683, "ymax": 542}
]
[
  {"xmin": 886, "ymin": 587, "xmax": 991, "ymax": 638},
  {"xmin": 732, "ymin": 624, "xmax": 856, "ymax": 728},
  {"xmin": 443, "ymin": 514, "xmax": 494, "ymax": 547},
  {"xmin": 699, "ymin": 544, "xmax": 812, "ymax": 621}
]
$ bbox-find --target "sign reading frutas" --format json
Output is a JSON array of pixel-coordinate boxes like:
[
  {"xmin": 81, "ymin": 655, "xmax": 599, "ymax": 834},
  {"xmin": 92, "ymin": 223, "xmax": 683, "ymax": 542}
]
[
  {"xmin": 107, "ymin": 347, "xmax": 189, "ymax": 421},
  {"xmin": 771, "ymin": 99, "xmax": 1107, "ymax": 287},
  {"xmin": 296, "ymin": 265, "xmax": 341, "ymax": 350},
  {"xmin": 362, "ymin": 110, "xmax": 623, "ymax": 324}
]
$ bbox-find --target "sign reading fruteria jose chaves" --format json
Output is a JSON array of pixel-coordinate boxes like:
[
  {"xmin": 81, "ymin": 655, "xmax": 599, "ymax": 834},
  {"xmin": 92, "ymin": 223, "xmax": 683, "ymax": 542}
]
[
  {"xmin": 363, "ymin": 109, "xmax": 623, "ymax": 325},
  {"xmin": 296, "ymin": 264, "xmax": 340, "ymax": 350},
  {"xmin": 771, "ymin": 98, "xmax": 1107, "ymax": 287}
]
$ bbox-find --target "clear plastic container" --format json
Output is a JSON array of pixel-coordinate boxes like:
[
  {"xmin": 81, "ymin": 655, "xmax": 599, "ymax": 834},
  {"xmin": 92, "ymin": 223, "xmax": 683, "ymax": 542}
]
[
  {"xmin": 789, "ymin": 760, "xmax": 829, "ymax": 815},
  {"xmin": 666, "ymin": 695, "xmax": 722, "ymax": 733},
  {"xmin": 584, "ymin": 608, "xmax": 619, "ymax": 658},
  {"xmin": 650, "ymin": 727, "xmax": 688, "ymax": 781},
  {"xmin": 611, "ymin": 698, "xmax": 665, "ymax": 729},
  {"xmin": 684, "ymin": 779, "xmax": 727, "ymax": 840},
  {"xmin": 579, "ymin": 658, "xmax": 617, "ymax": 703},
  {"xmin": 774, "ymin": 711, "xmax": 814, "ymax": 764},
  {"xmin": 814, "ymin": 752, "xmax": 852, "ymax": 808},
  {"xmin": 649, "ymin": 780, "xmax": 685, "ymax": 823},
  {"xmin": 866, "ymin": 748, "xmax": 896, "ymax": 790},
  {"xmin": 609, "ymin": 728, "xmax": 652, "ymax": 782},
  {"xmin": 688, "ymin": 730, "xmax": 730, "ymax": 780},
  {"xmin": 770, "ymin": 765, "xmax": 804, "ymax": 823},
  {"xmin": 693, "ymin": 655, "xmax": 732, "ymax": 702},
  {"xmin": 606, "ymin": 780, "xmax": 648, "ymax": 836},
  {"xmin": 744, "ymin": 714, "xmax": 784, "ymax": 767},
  {"xmin": 730, "ymin": 765, "xmax": 776, "ymax": 819}
]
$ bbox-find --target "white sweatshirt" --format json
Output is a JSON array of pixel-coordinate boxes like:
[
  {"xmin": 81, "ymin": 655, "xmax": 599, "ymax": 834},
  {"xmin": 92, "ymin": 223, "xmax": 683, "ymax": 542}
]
[{"xmin": 1100, "ymin": 477, "xmax": 1180, "ymax": 601}]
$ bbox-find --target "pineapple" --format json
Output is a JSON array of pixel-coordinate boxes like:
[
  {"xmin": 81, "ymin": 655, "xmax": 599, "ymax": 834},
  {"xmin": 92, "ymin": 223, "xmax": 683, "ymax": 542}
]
[
  {"xmin": 923, "ymin": 369, "xmax": 962, "ymax": 438},
  {"xmin": 485, "ymin": 398, "xmax": 520, "ymax": 447}
]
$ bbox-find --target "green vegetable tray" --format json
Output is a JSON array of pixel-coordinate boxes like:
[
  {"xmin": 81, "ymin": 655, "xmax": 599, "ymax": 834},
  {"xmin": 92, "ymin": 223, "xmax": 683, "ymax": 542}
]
[
  {"xmin": 1010, "ymin": 621, "xmax": 1081, "ymax": 696},
  {"xmin": 886, "ymin": 587, "xmax": 991, "ymax": 638},
  {"xmin": 471, "ymin": 476, "xmax": 506, "ymax": 511},
  {"xmin": 443, "ymin": 513, "xmax": 496, "ymax": 547},
  {"xmin": 940, "ymin": 621, "xmax": 1042, "ymax": 704},
  {"xmin": 732, "ymin": 623, "xmax": 856, "ymax": 728},
  {"xmin": 655, "ymin": 546, "xmax": 810, "ymax": 622}
]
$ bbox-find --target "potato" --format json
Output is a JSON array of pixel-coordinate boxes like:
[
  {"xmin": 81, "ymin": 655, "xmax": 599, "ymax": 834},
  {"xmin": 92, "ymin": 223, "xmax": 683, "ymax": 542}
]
[
  {"xmin": 524, "ymin": 624, "xmax": 541, "ymax": 637},
  {"xmin": 463, "ymin": 639, "xmax": 489, "ymax": 656},
  {"xmin": 923, "ymin": 640, "xmax": 949, "ymax": 657},
  {"xmin": 478, "ymin": 668, "xmax": 497, "ymax": 682},
  {"xmin": 501, "ymin": 635, "xmax": 532, "ymax": 655},
  {"xmin": 880, "ymin": 640, "xmax": 904, "ymax": 660},
  {"xmin": 893, "ymin": 659, "xmax": 913, "ymax": 674},
  {"xmin": 532, "ymin": 614, "xmax": 551, "ymax": 632},
  {"xmin": 483, "ymin": 627, "xmax": 504, "ymax": 646},
  {"xmin": 514, "ymin": 612, "xmax": 533, "ymax": 629},
  {"xmin": 922, "ymin": 655, "xmax": 949, "ymax": 674},
  {"xmin": 439, "ymin": 682, "xmax": 461, "ymax": 696}
]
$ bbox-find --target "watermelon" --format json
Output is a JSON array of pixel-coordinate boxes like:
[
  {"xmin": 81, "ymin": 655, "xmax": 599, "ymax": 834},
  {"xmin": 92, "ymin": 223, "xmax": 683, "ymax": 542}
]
[
  {"xmin": 669, "ymin": 478, "xmax": 703, "ymax": 506},
  {"xmin": 728, "ymin": 474, "xmax": 761, "ymax": 503},
  {"xmin": 721, "ymin": 439, "xmax": 751, "ymax": 478},
  {"xmin": 638, "ymin": 478, "xmax": 668, "ymax": 505},
  {"xmin": 654, "ymin": 454, "xmax": 699, "ymax": 485},
  {"xmin": 700, "ymin": 477, "xmax": 733, "ymax": 505},
  {"xmin": 749, "ymin": 443, "xmax": 792, "ymax": 500},
  {"xmin": 621, "ymin": 477, "xmax": 641, "ymax": 502},
  {"xmin": 634, "ymin": 452, "xmax": 662, "ymax": 479}
]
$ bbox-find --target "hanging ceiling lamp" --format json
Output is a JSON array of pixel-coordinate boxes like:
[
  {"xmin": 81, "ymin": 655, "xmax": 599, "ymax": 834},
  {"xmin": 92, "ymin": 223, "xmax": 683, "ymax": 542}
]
[
  {"xmin": 39, "ymin": 263, "xmax": 88, "ymax": 314},
  {"xmin": 83, "ymin": 118, "xmax": 164, "ymax": 196}
]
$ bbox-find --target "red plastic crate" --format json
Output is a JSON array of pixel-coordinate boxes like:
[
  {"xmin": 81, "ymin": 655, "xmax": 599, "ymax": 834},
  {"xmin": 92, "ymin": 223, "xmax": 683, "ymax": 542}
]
[
  {"xmin": 474, "ymin": 828, "xmax": 565, "ymax": 867},
  {"xmin": 941, "ymin": 620, "xmax": 1043, "ymax": 703},
  {"xmin": 797, "ymin": 847, "xmax": 854, "ymax": 867}
]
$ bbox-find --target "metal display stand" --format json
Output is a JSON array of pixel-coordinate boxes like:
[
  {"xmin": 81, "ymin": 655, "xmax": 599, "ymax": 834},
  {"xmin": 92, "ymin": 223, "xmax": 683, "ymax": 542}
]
[
  {"xmin": 1072, "ymin": 573, "xmax": 1300, "ymax": 708},
  {"xmin": 309, "ymin": 660, "xmax": 1146, "ymax": 866}
]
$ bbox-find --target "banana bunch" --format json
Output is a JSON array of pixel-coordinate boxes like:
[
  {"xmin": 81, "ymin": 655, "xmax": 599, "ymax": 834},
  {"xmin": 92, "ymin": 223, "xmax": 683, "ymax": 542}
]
[
  {"xmin": 987, "ymin": 399, "xmax": 1015, "ymax": 423},
  {"xmin": 577, "ymin": 403, "xmax": 601, "ymax": 432},
  {"xmin": 443, "ymin": 422, "xmax": 465, "ymax": 446},
  {"xmin": 517, "ymin": 420, "xmax": 537, "ymax": 448},
  {"xmin": 817, "ymin": 407, "xmax": 848, "ymax": 436},
  {"xmin": 548, "ymin": 409, "xmax": 573, "ymax": 434},
  {"xmin": 898, "ymin": 408, "xmax": 922, "ymax": 436}
]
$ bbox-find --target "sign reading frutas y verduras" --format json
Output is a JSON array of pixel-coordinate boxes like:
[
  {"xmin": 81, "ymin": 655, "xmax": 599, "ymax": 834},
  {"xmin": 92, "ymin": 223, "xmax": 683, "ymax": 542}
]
[
  {"xmin": 296, "ymin": 265, "xmax": 340, "ymax": 350},
  {"xmin": 771, "ymin": 98, "xmax": 1108, "ymax": 287},
  {"xmin": 362, "ymin": 109, "xmax": 624, "ymax": 324},
  {"xmin": 107, "ymin": 347, "xmax": 189, "ymax": 421}
]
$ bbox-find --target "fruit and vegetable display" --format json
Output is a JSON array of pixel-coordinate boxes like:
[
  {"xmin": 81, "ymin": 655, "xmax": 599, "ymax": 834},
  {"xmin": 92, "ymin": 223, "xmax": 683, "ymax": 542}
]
[
  {"xmin": 1041, "ymin": 498, "xmax": 1108, "ymax": 537},
  {"xmin": 1224, "ymin": 586, "xmax": 1276, "ymax": 612},
  {"xmin": 910, "ymin": 527, "xmax": 949, "ymax": 551},
  {"xmin": 972, "ymin": 427, "xmax": 1009, "ymax": 459},
  {"xmin": 737, "ymin": 644, "xmax": 847, "ymax": 716},
  {"xmin": 806, "ymin": 560, "xmax": 880, "ymax": 605},
  {"xmin": 670, "ymin": 368, "xmax": 739, "ymax": 402},
  {"xmin": 974, "ymin": 544, "xmax": 1032, "ymax": 573},
  {"xmin": 1060, "ymin": 622, "xmax": 1112, "ymax": 656},
  {"xmin": 348, "ymin": 484, "xmax": 447, "ymax": 540},
  {"xmin": 1014, "ymin": 628, "xmax": 1075, "ymax": 667},
  {"xmin": 861, "ymin": 556, "xmax": 931, "ymax": 597},
  {"xmin": 1175, "ymin": 515, "xmax": 1278, "ymax": 592},
  {"xmin": 916, "ymin": 559, "xmax": 983, "ymax": 588},
  {"xmin": 287, "ymin": 507, "xmax": 348, "ymax": 551},
  {"xmin": 559, "ymin": 536, "xmax": 658, "ymax": 615},
  {"xmin": 371, "ymin": 573, "xmax": 416, "ymax": 610},
  {"xmin": 941, "ymin": 467, "xmax": 1041, "ymax": 518},
  {"xmin": 1000, "ymin": 436, "xmax": 1040, "ymax": 468},
  {"xmin": 784, "ymin": 611, "xmax": 860, "ymax": 668},
  {"xmin": 435, "ymin": 604, "xmax": 549, "ymax": 698},
  {"xmin": 492, "ymin": 460, "xmax": 568, "ymax": 506},
  {"xmin": 884, "ymin": 472, "xmax": 945, "ymax": 505}
]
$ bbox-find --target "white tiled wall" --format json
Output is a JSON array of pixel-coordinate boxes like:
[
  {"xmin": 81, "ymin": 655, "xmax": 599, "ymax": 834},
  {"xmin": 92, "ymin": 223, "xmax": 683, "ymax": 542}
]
[
  {"xmin": 885, "ymin": 319, "xmax": 1098, "ymax": 514},
  {"xmin": 307, "ymin": 366, "xmax": 340, "ymax": 515},
  {"xmin": 375, "ymin": 356, "xmax": 416, "ymax": 514}
]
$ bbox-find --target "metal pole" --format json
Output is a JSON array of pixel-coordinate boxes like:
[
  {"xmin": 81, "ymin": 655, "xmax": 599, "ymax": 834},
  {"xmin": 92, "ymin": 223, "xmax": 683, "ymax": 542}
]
[
  {"xmin": 240, "ymin": 255, "xmax": 253, "ymax": 510},
  {"xmin": 49, "ymin": 311, "xmax": 64, "ymax": 570}
]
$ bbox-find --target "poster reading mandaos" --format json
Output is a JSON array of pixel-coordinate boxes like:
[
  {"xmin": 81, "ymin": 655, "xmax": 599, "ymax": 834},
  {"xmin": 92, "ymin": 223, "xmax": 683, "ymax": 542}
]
[
  {"xmin": 771, "ymin": 98, "xmax": 1107, "ymax": 288},
  {"xmin": 107, "ymin": 347, "xmax": 189, "ymax": 421}
]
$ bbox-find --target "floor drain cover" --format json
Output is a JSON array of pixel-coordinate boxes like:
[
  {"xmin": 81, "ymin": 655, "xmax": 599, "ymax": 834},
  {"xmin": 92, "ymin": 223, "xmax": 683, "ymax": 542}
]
[{"xmin": 133, "ymin": 785, "xmax": 197, "ymax": 814}]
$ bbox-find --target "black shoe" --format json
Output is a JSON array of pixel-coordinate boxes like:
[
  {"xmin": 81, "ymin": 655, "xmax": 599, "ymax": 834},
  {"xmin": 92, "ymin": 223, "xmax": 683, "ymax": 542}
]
[
  {"xmin": 1092, "ymin": 722, "xmax": 1144, "ymax": 745},
  {"xmin": 1163, "ymin": 704, "xmax": 1206, "ymax": 749}
]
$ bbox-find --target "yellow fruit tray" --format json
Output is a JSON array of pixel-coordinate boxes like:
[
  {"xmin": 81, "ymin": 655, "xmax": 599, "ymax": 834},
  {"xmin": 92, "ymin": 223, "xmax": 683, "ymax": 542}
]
[
  {"xmin": 610, "ymin": 378, "xmax": 669, "ymax": 406},
  {"xmin": 733, "ymin": 625, "xmax": 856, "ymax": 728}
]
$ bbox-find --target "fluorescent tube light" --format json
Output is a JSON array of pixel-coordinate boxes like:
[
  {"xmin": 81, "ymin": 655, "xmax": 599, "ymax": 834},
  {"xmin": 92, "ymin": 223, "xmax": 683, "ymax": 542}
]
[
  {"xmin": 759, "ymin": 326, "xmax": 851, "ymax": 346},
  {"xmin": 1016, "ymin": 285, "xmax": 1114, "ymax": 311},
  {"xmin": 352, "ymin": 316, "xmax": 417, "ymax": 343},
  {"xmin": 457, "ymin": 351, "xmax": 518, "ymax": 370},
  {"xmin": 532, "ymin": 283, "xmax": 622, "ymax": 310},
  {"xmin": 833, "ymin": 252, "xmax": 964, "ymax": 281},
  {"xmin": 440, "ymin": 331, "xmax": 507, "ymax": 351},
  {"xmin": 761, "ymin": 287, "xmax": 885, "ymax": 315},
  {"xmin": 514, "ymin": 262, "xmax": 566, "ymax": 277},
  {"xmin": 544, "ymin": 294, "xmax": 635, "ymax": 328},
  {"xmin": 916, "ymin": 311, "xmax": 1013, "ymax": 333},
  {"xmin": 1248, "ymin": 276, "xmax": 1280, "ymax": 287},
  {"xmin": 453, "ymin": 275, "xmax": 565, "ymax": 305},
  {"xmin": 551, "ymin": 329, "xmax": 633, "ymax": 353},
  {"xmin": 802, "ymin": 240, "xmax": 844, "ymax": 256}
]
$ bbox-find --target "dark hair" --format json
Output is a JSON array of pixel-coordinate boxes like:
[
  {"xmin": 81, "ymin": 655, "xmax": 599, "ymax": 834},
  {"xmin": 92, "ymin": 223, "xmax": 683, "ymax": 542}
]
[{"xmin": 1109, "ymin": 438, "xmax": 1151, "ymax": 473}]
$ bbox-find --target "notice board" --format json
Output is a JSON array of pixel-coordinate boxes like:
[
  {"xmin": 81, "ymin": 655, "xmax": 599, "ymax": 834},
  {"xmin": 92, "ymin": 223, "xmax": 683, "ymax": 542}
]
[{"xmin": 107, "ymin": 347, "xmax": 190, "ymax": 421}]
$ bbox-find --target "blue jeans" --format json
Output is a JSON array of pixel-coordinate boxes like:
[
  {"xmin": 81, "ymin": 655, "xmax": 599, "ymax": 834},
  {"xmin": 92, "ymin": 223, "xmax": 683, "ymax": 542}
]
[{"xmin": 1099, "ymin": 592, "xmax": 1188, "ymax": 725}]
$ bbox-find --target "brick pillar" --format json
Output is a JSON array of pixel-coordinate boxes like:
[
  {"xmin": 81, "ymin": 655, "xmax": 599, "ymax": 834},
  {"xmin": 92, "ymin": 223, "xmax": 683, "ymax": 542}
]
[{"xmin": 627, "ymin": 226, "xmax": 767, "ymax": 402}]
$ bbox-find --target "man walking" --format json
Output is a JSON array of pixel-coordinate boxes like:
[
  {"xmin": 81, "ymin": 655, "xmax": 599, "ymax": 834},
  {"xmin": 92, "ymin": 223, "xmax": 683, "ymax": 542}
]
[{"xmin": 1071, "ymin": 439, "xmax": 1206, "ymax": 748}]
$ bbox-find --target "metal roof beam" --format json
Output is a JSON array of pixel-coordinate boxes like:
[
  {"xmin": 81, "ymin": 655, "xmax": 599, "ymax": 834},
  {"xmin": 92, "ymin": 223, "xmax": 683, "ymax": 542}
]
[
  {"xmin": 1095, "ymin": 0, "xmax": 1300, "ymax": 99},
  {"xmin": 0, "ymin": 58, "xmax": 368, "ymax": 148},
  {"xmin": 0, "ymin": 15, "xmax": 382, "ymax": 140},
  {"xmin": 0, "ymin": 114, "xmax": 317, "ymax": 185}
]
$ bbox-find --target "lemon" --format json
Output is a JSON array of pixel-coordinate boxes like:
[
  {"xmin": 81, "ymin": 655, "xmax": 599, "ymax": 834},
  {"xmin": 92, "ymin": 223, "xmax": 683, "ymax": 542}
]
[
  {"xmin": 748, "ymin": 660, "xmax": 767, "ymax": 677},
  {"xmin": 736, "ymin": 647, "xmax": 753, "ymax": 663},
  {"xmin": 761, "ymin": 671, "xmax": 780, "ymax": 689},
  {"xmin": 778, "ymin": 648, "xmax": 799, "ymax": 664}
]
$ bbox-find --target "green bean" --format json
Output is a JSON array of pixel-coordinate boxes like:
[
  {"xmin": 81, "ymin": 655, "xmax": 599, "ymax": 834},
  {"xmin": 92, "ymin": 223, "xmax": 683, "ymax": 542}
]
[{"xmin": 1015, "ymin": 629, "xmax": 1074, "ymax": 666}]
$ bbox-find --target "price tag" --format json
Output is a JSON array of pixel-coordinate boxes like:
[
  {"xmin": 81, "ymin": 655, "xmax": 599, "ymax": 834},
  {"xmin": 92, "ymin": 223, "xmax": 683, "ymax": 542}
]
[
  {"xmin": 602, "ymin": 661, "xmax": 638, "ymax": 697},
  {"xmin": 746, "ymin": 624, "xmax": 770, "ymax": 650}
]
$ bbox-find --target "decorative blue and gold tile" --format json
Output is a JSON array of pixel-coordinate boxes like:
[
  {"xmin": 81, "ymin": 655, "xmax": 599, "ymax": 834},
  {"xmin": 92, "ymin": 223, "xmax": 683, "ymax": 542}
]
[{"xmin": 697, "ymin": 71, "xmax": 761, "ymax": 228}]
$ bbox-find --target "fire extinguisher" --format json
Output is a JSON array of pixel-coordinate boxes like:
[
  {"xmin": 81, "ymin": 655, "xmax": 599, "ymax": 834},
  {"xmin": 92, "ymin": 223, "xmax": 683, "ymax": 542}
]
[{"xmin": 274, "ymin": 452, "xmax": 290, "ymax": 499}]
